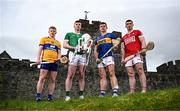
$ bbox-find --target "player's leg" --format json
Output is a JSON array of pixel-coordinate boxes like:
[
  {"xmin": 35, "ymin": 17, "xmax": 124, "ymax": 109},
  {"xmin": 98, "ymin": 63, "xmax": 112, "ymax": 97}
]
[
  {"xmin": 47, "ymin": 71, "xmax": 57, "ymax": 101},
  {"xmin": 135, "ymin": 63, "xmax": 147, "ymax": 93},
  {"xmin": 126, "ymin": 66, "xmax": 136, "ymax": 93},
  {"xmin": 125, "ymin": 59, "xmax": 136, "ymax": 93},
  {"xmin": 77, "ymin": 55, "xmax": 88, "ymax": 99},
  {"xmin": 36, "ymin": 69, "xmax": 48, "ymax": 101},
  {"xmin": 78, "ymin": 64, "xmax": 86, "ymax": 99},
  {"xmin": 133, "ymin": 55, "xmax": 146, "ymax": 93},
  {"xmin": 65, "ymin": 65, "xmax": 77, "ymax": 101},
  {"xmin": 98, "ymin": 67, "xmax": 107, "ymax": 97},
  {"xmin": 65, "ymin": 53, "xmax": 78, "ymax": 101},
  {"xmin": 106, "ymin": 64, "xmax": 119, "ymax": 97}
]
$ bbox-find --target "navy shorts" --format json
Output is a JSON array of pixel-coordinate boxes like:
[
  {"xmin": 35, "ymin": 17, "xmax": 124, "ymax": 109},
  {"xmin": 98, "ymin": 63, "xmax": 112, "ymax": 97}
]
[{"xmin": 40, "ymin": 63, "xmax": 58, "ymax": 71}]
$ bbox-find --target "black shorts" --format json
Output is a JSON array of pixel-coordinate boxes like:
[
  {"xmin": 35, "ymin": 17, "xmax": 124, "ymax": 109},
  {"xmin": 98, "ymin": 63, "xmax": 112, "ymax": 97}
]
[{"xmin": 40, "ymin": 63, "xmax": 58, "ymax": 71}]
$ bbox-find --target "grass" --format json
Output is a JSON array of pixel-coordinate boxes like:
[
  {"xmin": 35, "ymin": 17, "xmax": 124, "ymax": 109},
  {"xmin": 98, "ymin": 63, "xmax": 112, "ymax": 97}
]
[{"xmin": 0, "ymin": 87, "xmax": 180, "ymax": 110}]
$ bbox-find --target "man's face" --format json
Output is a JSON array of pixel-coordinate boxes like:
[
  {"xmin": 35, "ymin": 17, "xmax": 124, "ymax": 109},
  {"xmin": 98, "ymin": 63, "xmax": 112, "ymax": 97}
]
[
  {"xmin": 48, "ymin": 28, "xmax": 57, "ymax": 37},
  {"xmin": 74, "ymin": 22, "xmax": 81, "ymax": 31},
  {"xmin": 99, "ymin": 24, "xmax": 107, "ymax": 33},
  {"xmin": 125, "ymin": 21, "xmax": 133, "ymax": 31}
]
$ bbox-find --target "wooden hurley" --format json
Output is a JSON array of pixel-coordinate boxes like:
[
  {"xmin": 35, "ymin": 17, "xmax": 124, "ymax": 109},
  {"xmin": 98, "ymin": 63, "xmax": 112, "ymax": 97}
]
[{"xmin": 124, "ymin": 41, "xmax": 155, "ymax": 63}]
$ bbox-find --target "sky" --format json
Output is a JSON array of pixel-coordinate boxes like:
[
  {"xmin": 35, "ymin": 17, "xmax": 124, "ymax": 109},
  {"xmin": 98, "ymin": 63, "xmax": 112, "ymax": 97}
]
[{"xmin": 0, "ymin": 0, "xmax": 180, "ymax": 71}]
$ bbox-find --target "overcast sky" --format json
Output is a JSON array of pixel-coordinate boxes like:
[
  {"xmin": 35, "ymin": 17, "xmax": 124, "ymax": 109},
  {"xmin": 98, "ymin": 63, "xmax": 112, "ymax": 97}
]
[{"xmin": 0, "ymin": 0, "xmax": 180, "ymax": 71}]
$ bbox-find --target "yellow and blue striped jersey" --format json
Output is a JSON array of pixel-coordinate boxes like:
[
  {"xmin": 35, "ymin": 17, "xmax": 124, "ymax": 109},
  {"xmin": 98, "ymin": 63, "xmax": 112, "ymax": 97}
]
[
  {"xmin": 39, "ymin": 37, "xmax": 61, "ymax": 62},
  {"xmin": 95, "ymin": 33, "xmax": 117, "ymax": 58}
]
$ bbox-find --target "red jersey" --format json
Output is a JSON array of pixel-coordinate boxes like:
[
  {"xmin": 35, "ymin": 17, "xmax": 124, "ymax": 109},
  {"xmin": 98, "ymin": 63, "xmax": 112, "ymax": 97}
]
[{"xmin": 122, "ymin": 30, "xmax": 142, "ymax": 58}]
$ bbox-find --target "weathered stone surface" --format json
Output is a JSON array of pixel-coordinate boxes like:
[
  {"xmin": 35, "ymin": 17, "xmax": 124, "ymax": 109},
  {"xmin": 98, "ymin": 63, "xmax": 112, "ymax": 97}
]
[{"xmin": 1, "ymin": 58, "xmax": 180, "ymax": 99}]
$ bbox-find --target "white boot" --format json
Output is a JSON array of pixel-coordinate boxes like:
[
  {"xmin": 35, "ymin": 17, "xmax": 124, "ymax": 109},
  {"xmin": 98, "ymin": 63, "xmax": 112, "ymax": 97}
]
[
  {"xmin": 79, "ymin": 95, "xmax": 84, "ymax": 100},
  {"xmin": 65, "ymin": 96, "xmax": 71, "ymax": 101}
]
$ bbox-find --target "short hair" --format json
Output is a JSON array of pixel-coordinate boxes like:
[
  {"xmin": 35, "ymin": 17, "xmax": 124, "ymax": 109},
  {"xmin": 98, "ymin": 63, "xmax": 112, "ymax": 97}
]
[
  {"xmin": 74, "ymin": 20, "xmax": 81, "ymax": 23},
  {"xmin": 49, "ymin": 26, "xmax": 56, "ymax": 30},
  {"xmin": 99, "ymin": 22, "xmax": 107, "ymax": 26},
  {"xmin": 125, "ymin": 19, "xmax": 133, "ymax": 23}
]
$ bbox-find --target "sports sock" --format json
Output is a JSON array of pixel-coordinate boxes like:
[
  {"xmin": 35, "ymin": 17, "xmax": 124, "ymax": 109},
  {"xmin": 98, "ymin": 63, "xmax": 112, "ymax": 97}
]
[
  {"xmin": 113, "ymin": 88, "xmax": 118, "ymax": 93},
  {"xmin": 79, "ymin": 91, "xmax": 84, "ymax": 96},
  {"xmin": 36, "ymin": 93, "xmax": 41, "ymax": 97},
  {"xmin": 66, "ymin": 91, "xmax": 70, "ymax": 96},
  {"xmin": 100, "ymin": 90, "xmax": 106, "ymax": 95}
]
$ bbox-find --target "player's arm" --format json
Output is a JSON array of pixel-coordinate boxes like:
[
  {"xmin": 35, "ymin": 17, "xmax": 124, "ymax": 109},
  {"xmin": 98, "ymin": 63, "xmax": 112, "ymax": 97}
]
[
  {"xmin": 111, "ymin": 33, "xmax": 121, "ymax": 50},
  {"xmin": 121, "ymin": 42, "xmax": 125, "ymax": 64},
  {"xmin": 112, "ymin": 38, "xmax": 120, "ymax": 45},
  {"xmin": 139, "ymin": 35, "xmax": 146, "ymax": 49},
  {"xmin": 36, "ymin": 45, "xmax": 43, "ymax": 64},
  {"xmin": 63, "ymin": 33, "xmax": 76, "ymax": 50},
  {"xmin": 138, "ymin": 34, "xmax": 146, "ymax": 61},
  {"xmin": 57, "ymin": 49, "xmax": 61, "ymax": 60},
  {"xmin": 112, "ymin": 38, "xmax": 121, "ymax": 50},
  {"xmin": 94, "ymin": 45, "xmax": 100, "ymax": 63},
  {"xmin": 111, "ymin": 33, "xmax": 120, "ymax": 45},
  {"xmin": 63, "ymin": 40, "xmax": 76, "ymax": 50},
  {"xmin": 138, "ymin": 35, "xmax": 146, "ymax": 56}
]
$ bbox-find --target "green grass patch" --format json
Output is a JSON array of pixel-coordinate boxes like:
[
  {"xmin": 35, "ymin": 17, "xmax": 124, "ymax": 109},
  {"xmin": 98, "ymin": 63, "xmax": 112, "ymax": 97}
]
[{"xmin": 0, "ymin": 88, "xmax": 180, "ymax": 110}]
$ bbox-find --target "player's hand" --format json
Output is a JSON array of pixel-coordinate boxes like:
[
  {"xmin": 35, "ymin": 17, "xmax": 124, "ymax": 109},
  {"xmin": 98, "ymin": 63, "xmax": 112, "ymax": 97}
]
[
  {"xmin": 55, "ymin": 59, "xmax": 60, "ymax": 65},
  {"xmin": 87, "ymin": 41, "xmax": 91, "ymax": 47},
  {"xmin": 73, "ymin": 46, "xmax": 78, "ymax": 53},
  {"xmin": 36, "ymin": 59, "xmax": 41, "ymax": 65},
  {"xmin": 96, "ymin": 59, "xmax": 101, "ymax": 64},
  {"xmin": 112, "ymin": 40, "xmax": 118, "ymax": 46},
  {"xmin": 112, "ymin": 38, "xmax": 120, "ymax": 46},
  {"xmin": 140, "ymin": 55, "xmax": 145, "ymax": 61},
  {"xmin": 140, "ymin": 48, "xmax": 147, "ymax": 54},
  {"xmin": 121, "ymin": 59, "xmax": 126, "ymax": 64}
]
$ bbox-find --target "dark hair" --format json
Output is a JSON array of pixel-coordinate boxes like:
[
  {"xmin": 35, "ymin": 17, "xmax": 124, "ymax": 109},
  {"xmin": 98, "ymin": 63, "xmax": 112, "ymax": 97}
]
[
  {"xmin": 49, "ymin": 26, "xmax": 56, "ymax": 30},
  {"xmin": 74, "ymin": 20, "xmax": 81, "ymax": 23},
  {"xmin": 125, "ymin": 19, "xmax": 133, "ymax": 23},
  {"xmin": 99, "ymin": 22, "xmax": 107, "ymax": 26}
]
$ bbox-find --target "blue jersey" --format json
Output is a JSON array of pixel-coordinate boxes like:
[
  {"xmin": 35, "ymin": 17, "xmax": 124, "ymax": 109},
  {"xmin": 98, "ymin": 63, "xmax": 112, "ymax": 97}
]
[{"xmin": 95, "ymin": 33, "xmax": 117, "ymax": 58}]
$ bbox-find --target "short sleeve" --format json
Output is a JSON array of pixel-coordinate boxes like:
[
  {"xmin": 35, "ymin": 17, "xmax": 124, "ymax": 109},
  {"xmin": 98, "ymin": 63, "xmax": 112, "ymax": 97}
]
[
  {"xmin": 58, "ymin": 42, "xmax": 61, "ymax": 50},
  {"xmin": 39, "ymin": 37, "xmax": 45, "ymax": 46},
  {"xmin": 136, "ymin": 30, "xmax": 143, "ymax": 36},
  {"xmin": 120, "ymin": 37, "xmax": 124, "ymax": 43},
  {"xmin": 109, "ymin": 33, "xmax": 117, "ymax": 39},
  {"xmin": 64, "ymin": 33, "xmax": 70, "ymax": 40},
  {"xmin": 95, "ymin": 38, "xmax": 98, "ymax": 45}
]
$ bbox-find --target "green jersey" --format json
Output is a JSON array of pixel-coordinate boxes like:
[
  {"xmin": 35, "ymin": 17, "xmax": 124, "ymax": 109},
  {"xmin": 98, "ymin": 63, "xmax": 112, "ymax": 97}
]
[{"xmin": 64, "ymin": 32, "xmax": 82, "ymax": 47}]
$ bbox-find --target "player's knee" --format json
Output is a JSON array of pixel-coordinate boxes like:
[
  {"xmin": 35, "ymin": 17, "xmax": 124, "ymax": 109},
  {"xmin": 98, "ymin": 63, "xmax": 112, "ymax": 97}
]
[
  {"xmin": 67, "ymin": 75, "xmax": 73, "ymax": 80},
  {"xmin": 101, "ymin": 77, "xmax": 107, "ymax": 82},
  {"xmin": 79, "ymin": 74, "xmax": 84, "ymax": 80},
  {"xmin": 137, "ymin": 67, "xmax": 144, "ymax": 75},
  {"xmin": 109, "ymin": 70, "xmax": 115, "ymax": 77},
  {"xmin": 39, "ymin": 77, "xmax": 45, "ymax": 83},
  {"xmin": 50, "ymin": 78, "xmax": 56, "ymax": 83},
  {"xmin": 67, "ymin": 72, "xmax": 74, "ymax": 80},
  {"xmin": 99, "ymin": 73, "xmax": 106, "ymax": 79},
  {"xmin": 128, "ymin": 71, "xmax": 134, "ymax": 77}
]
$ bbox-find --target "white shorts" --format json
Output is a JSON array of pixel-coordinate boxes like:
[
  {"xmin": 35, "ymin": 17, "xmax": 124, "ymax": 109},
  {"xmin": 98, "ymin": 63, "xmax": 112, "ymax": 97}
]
[
  {"xmin": 68, "ymin": 51, "xmax": 86, "ymax": 66},
  {"xmin": 98, "ymin": 56, "xmax": 114, "ymax": 68},
  {"xmin": 125, "ymin": 54, "xmax": 143, "ymax": 67}
]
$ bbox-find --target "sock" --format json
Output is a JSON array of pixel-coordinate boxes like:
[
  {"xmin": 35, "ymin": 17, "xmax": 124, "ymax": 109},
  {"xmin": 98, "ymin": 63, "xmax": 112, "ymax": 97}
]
[
  {"xmin": 79, "ymin": 91, "xmax": 84, "ymax": 96},
  {"xmin": 36, "ymin": 93, "xmax": 41, "ymax": 97},
  {"xmin": 113, "ymin": 88, "xmax": 119, "ymax": 94},
  {"xmin": 66, "ymin": 91, "xmax": 70, "ymax": 96},
  {"xmin": 100, "ymin": 90, "xmax": 106, "ymax": 95},
  {"xmin": 48, "ymin": 94, "xmax": 53, "ymax": 98}
]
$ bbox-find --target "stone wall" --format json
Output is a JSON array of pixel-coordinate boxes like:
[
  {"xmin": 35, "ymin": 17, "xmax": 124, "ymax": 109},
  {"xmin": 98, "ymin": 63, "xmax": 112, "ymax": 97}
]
[
  {"xmin": 156, "ymin": 60, "xmax": 180, "ymax": 74},
  {"xmin": 0, "ymin": 57, "xmax": 180, "ymax": 99}
]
